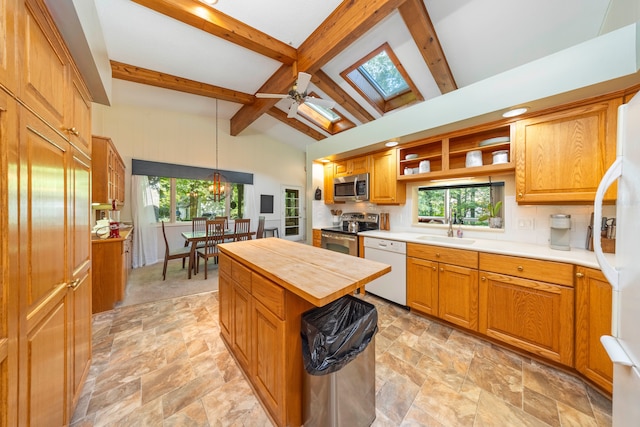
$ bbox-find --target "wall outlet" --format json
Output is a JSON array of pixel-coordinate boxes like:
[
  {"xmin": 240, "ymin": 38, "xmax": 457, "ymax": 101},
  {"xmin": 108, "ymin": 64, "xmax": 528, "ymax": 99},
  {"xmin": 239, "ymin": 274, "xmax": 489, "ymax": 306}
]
[{"xmin": 517, "ymin": 217, "xmax": 534, "ymax": 230}]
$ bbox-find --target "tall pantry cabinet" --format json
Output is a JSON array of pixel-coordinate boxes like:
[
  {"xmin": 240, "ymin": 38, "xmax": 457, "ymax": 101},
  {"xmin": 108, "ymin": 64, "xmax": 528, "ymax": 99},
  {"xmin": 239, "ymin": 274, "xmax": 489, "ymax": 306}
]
[{"xmin": 1, "ymin": 0, "xmax": 93, "ymax": 425}]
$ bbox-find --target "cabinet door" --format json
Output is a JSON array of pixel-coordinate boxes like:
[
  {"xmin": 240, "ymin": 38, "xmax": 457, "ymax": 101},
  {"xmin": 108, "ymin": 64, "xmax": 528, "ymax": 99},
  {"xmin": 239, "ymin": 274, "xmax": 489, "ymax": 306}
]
[
  {"xmin": 407, "ymin": 257, "xmax": 438, "ymax": 316},
  {"xmin": 334, "ymin": 156, "xmax": 369, "ymax": 177},
  {"xmin": 19, "ymin": 107, "xmax": 71, "ymax": 424},
  {"xmin": 370, "ymin": 149, "xmax": 405, "ymax": 204},
  {"xmin": 323, "ymin": 162, "xmax": 336, "ymax": 204},
  {"xmin": 479, "ymin": 272, "xmax": 574, "ymax": 366},
  {"xmin": 232, "ymin": 283, "xmax": 252, "ymax": 372},
  {"xmin": 67, "ymin": 71, "xmax": 92, "ymax": 156},
  {"xmin": 0, "ymin": 0, "xmax": 20, "ymax": 94},
  {"xmin": 575, "ymin": 267, "xmax": 613, "ymax": 393},
  {"xmin": 68, "ymin": 149, "xmax": 92, "ymax": 413},
  {"xmin": 515, "ymin": 99, "xmax": 620, "ymax": 204},
  {"xmin": 218, "ymin": 271, "xmax": 232, "ymax": 343},
  {"xmin": 438, "ymin": 264, "xmax": 478, "ymax": 331},
  {"xmin": 252, "ymin": 299, "xmax": 286, "ymax": 426}
]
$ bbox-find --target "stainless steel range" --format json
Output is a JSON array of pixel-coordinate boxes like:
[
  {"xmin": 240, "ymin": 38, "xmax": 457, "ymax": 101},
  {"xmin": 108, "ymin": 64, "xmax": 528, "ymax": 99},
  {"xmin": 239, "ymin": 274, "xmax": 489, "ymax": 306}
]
[{"xmin": 320, "ymin": 212, "xmax": 379, "ymax": 257}]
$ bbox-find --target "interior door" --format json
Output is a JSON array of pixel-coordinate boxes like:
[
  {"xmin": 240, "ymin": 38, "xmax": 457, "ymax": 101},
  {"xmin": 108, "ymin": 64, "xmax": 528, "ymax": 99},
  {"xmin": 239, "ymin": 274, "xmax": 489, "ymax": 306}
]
[{"xmin": 282, "ymin": 186, "xmax": 303, "ymax": 241}]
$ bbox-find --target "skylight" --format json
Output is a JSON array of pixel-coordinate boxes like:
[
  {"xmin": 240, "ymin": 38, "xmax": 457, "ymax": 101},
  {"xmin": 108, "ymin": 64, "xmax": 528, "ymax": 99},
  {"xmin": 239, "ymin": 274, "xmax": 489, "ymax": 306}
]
[{"xmin": 358, "ymin": 50, "xmax": 409, "ymax": 100}]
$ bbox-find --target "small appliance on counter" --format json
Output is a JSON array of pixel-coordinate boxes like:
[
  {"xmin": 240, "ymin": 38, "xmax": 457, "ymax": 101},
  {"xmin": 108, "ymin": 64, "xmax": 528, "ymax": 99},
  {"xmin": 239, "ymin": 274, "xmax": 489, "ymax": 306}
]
[
  {"xmin": 549, "ymin": 214, "xmax": 571, "ymax": 250},
  {"xmin": 108, "ymin": 199, "xmax": 121, "ymax": 238}
]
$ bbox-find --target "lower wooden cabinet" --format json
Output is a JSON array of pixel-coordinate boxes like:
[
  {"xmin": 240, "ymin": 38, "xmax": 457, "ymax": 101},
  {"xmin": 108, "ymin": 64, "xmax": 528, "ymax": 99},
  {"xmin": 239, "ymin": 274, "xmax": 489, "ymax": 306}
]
[
  {"xmin": 479, "ymin": 253, "xmax": 575, "ymax": 366},
  {"xmin": 91, "ymin": 230, "xmax": 133, "ymax": 313},
  {"xmin": 312, "ymin": 229, "xmax": 322, "ymax": 247},
  {"xmin": 407, "ymin": 243, "xmax": 478, "ymax": 331},
  {"xmin": 575, "ymin": 266, "xmax": 613, "ymax": 392}
]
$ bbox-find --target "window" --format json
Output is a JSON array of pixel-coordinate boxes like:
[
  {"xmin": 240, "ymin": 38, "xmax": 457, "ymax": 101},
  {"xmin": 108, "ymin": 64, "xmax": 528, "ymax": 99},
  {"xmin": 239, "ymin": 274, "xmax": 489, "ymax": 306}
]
[
  {"xmin": 417, "ymin": 182, "xmax": 504, "ymax": 227},
  {"xmin": 149, "ymin": 176, "xmax": 244, "ymax": 222},
  {"xmin": 341, "ymin": 42, "xmax": 423, "ymax": 115},
  {"xmin": 297, "ymin": 92, "xmax": 355, "ymax": 135}
]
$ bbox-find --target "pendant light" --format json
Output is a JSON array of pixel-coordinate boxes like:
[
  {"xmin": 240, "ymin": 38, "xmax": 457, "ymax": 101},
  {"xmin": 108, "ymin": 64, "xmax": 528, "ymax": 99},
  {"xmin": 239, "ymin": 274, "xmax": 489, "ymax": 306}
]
[{"xmin": 209, "ymin": 99, "xmax": 223, "ymax": 201}]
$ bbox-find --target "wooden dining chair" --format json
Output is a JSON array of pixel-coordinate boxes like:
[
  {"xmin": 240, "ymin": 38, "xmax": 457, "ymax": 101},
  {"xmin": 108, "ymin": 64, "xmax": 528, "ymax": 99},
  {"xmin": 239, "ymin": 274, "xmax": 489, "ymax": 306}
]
[
  {"xmin": 233, "ymin": 218, "xmax": 252, "ymax": 241},
  {"xmin": 214, "ymin": 216, "xmax": 229, "ymax": 230},
  {"xmin": 256, "ymin": 216, "xmax": 265, "ymax": 239},
  {"xmin": 183, "ymin": 216, "xmax": 208, "ymax": 268},
  {"xmin": 162, "ymin": 221, "xmax": 191, "ymax": 280},
  {"xmin": 196, "ymin": 219, "xmax": 226, "ymax": 279}
]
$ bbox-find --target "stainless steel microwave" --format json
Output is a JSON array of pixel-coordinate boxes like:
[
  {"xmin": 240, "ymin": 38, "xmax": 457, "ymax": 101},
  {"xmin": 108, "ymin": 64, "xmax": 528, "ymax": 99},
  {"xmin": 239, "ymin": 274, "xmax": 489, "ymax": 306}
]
[{"xmin": 333, "ymin": 173, "xmax": 369, "ymax": 202}]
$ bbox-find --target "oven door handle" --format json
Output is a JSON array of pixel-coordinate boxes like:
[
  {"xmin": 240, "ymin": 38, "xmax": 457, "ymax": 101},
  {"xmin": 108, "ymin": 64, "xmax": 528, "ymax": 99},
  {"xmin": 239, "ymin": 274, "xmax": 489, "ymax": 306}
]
[{"xmin": 321, "ymin": 232, "xmax": 356, "ymax": 241}]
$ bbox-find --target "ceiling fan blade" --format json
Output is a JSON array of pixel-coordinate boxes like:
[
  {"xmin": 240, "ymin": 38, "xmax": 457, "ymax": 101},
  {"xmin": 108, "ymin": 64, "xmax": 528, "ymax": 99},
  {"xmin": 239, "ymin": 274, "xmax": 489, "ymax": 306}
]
[
  {"xmin": 256, "ymin": 93, "xmax": 289, "ymax": 99},
  {"xmin": 287, "ymin": 102, "xmax": 300, "ymax": 118},
  {"xmin": 296, "ymin": 72, "xmax": 312, "ymax": 94},
  {"xmin": 305, "ymin": 97, "xmax": 336, "ymax": 109}
]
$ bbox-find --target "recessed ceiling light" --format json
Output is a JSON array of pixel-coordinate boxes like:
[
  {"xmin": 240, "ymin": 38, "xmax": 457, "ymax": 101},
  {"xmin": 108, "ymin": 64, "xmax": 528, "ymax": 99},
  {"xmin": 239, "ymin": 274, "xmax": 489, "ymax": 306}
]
[
  {"xmin": 385, "ymin": 140, "xmax": 399, "ymax": 147},
  {"xmin": 318, "ymin": 158, "xmax": 330, "ymax": 163},
  {"xmin": 502, "ymin": 107, "xmax": 528, "ymax": 118},
  {"xmin": 201, "ymin": 0, "xmax": 218, "ymax": 5}
]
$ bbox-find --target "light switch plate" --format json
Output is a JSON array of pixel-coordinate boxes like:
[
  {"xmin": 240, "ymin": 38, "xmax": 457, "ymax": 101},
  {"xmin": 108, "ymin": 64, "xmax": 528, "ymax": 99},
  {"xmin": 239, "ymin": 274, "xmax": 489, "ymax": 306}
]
[{"xmin": 517, "ymin": 217, "xmax": 534, "ymax": 230}]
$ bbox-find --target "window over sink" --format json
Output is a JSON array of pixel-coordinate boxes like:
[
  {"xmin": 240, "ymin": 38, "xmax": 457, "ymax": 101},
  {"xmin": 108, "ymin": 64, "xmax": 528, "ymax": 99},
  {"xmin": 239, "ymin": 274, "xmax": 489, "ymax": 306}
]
[{"xmin": 416, "ymin": 181, "xmax": 505, "ymax": 228}]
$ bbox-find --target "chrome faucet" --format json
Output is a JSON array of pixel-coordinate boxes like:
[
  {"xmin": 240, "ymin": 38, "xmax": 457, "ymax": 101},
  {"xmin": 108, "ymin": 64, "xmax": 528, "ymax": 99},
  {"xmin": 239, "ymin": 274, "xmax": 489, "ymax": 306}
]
[{"xmin": 447, "ymin": 215, "xmax": 454, "ymax": 237}]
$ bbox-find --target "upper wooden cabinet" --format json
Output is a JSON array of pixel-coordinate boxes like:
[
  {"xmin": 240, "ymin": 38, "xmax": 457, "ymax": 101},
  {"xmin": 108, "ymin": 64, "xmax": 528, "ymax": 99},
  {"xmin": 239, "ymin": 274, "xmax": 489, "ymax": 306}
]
[
  {"xmin": 370, "ymin": 149, "xmax": 405, "ymax": 205},
  {"xmin": 334, "ymin": 155, "xmax": 369, "ymax": 177},
  {"xmin": 575, "ymin": 266, "xmax": 613, "ymax": 393},
  {"xmin": 323, "ymin": 162, "xmax": 336, "ymax": 204},
  {"xmin": 398, "ymin": 124, "xmax": 515, "ymax": 181},
  {"xmin": 0, "ymin": 0, "xmax": 20, "ymax": 94},
  {"xmin": 92, "ymin": 135, "xmax": 126, "ymax": 205},
  {"xmin": 515, "ymin": 98, "xmax": 621, "ymax": 204}
]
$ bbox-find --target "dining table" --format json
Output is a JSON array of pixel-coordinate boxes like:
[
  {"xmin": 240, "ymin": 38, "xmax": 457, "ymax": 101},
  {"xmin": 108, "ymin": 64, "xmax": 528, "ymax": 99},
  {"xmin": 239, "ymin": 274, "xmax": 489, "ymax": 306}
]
[{"xmin": 181, "ymin": 229, "xmax": 255, "ymax": 279}]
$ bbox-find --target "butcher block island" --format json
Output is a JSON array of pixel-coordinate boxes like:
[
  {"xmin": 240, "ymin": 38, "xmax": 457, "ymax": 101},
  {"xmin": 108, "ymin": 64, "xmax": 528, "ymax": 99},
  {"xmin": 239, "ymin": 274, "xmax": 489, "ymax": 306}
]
[{"xmin": 217, "ymin": 238, "xmax": 390, "ymax": 427}]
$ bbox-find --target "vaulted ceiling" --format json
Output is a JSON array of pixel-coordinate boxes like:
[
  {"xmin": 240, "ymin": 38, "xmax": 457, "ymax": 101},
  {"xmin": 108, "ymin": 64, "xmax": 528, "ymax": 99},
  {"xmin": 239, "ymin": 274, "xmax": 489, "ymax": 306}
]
[{"xmin": 91, "ymin": 0, "xmax": 636, "ymax": 151}]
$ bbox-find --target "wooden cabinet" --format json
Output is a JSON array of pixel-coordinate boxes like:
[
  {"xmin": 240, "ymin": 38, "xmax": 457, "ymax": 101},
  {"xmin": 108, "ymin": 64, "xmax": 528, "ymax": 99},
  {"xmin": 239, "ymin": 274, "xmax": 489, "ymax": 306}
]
[
  {"xmin": 219, "ymin": 253, "xmax": 314, "ymax": 427},
  {"xmin": 370, "ymin": 148, "xmax": 405, "ymax": 204},
  {"xmin": 92, "ymin": 135, "xmax": 126, "ymax": 205},
  {"xmin": 515, "ymin": 98, "xmax": 620, "ymax": 204},
  {"xmin": 312, "ymin": 229, "xmax": 322, "ymax": 247},
  {"xmin": 398, "ymin": 124, "xmax": 514, "ymax": 181},
  {"xmin": 323, "ymin": 162, "xmax": 336, "ymax": 204},
  {"xmin": 91, "ymin": 230, "xmax": 133, "ymax": 314},
  {"xmin": 575, "ymin": 266, "xmax": 613, "ymax": 393},
  {"xmin": 407, "ymin": 243, "xmax": 479, "ymax": 331},
  {"xmin": 0, "ymin": 0, "xmax": 20, "ymax": 94},
  {"xmin": 334, "ymin": 155, "xmax": 369, "ymax": 177},
  {"xmin": 479, "ymin": 253, "xmax": 575, "ymax": 366}
]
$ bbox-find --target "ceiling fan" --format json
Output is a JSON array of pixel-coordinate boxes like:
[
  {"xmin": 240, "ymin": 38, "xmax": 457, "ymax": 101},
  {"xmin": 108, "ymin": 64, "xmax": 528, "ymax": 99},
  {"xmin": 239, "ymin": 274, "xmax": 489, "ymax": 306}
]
[{"xmin": 256, "ymin": 72, "xmax": 336, "ymax": 118}]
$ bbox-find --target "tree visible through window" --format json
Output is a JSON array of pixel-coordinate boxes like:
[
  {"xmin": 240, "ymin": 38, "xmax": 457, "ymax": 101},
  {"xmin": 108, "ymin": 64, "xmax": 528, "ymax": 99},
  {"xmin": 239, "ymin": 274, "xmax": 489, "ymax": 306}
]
[{"xmin": 359, "ymin": 50, "xmax": 409, "ymax": 100}]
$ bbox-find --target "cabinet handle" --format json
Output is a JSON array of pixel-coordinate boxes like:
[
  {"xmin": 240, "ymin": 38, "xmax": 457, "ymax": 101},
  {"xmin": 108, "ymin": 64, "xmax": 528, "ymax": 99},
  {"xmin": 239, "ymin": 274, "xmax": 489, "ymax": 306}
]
[
  {"xmin": 436, "ymin": 253, "xmax": 440, "ymax": 258},
  {"xmin": 517, "ymin": 265, "xmax": 524, "ymax": 271},
  {"xmin": 440, "ymin": 267, "xmax": 444, "ymax": 272},
  {"xmin": 481, "ymin": 276, "xmax": 486, "ymax": 281},
  {"xmin": 432, "ymin": 266, "xmax": 436, "ymax": 271},
  {"xmin": 66, "ymin": 127, "xmax": 79, "ymax": 136},
  {"xmin": 67, "ymin": 279, "xmax": 80, "ymax": 289},
  {"xmin": 518, "ymin": 192, "xmax": 523, "ymax": 198},
  {"xmin": 576, "ymin": 272, "xmax": 584, "ymax": 278}
]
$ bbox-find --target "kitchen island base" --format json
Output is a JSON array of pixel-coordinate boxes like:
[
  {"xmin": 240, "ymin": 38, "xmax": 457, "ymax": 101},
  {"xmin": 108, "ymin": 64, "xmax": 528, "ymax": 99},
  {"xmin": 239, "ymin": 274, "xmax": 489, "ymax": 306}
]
[{"xmin": 217, "ymin": 239, "xmax": 390, "ymax": 427}]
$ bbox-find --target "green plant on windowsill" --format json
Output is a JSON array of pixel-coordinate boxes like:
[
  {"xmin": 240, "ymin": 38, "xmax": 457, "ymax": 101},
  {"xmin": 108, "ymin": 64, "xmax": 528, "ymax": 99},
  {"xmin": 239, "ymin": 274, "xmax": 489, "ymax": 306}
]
[{"xmin": 479, "ymin": 201, "xmax": 503, "ymax": 228}]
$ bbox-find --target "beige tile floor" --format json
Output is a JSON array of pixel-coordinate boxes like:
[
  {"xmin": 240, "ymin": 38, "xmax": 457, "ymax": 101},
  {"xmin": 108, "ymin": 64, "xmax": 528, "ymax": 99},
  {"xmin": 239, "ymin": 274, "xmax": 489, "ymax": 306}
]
[{"xmin": 71, "ymin": 285, "xmax": 612, "ymax": 426}]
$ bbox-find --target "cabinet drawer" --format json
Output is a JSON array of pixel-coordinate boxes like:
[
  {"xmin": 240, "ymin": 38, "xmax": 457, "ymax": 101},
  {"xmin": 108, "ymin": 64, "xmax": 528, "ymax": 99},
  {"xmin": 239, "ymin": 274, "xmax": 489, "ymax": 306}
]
[
  {"xmin": 407, "ymin": 243, "xmax": 478, "ymax": 269},
  {"xmin": 252, "ymin": 273, "xmax": 285, "ymax": 319},
  {"xmin": 232, "ymin": 260, "xmax": 252, "ymax": 292},
  {"xmin": 479, "ymin": 253, "xmax": 573, "ymax": 287},
  {"xmin": 219, "ymin": 254, "xmax": 232, "ymax": 276}
]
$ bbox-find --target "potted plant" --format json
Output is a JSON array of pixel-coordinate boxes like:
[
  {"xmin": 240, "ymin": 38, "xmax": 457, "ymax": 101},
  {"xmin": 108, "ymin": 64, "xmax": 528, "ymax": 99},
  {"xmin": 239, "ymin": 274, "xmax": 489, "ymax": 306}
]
[{"xmin": 479, "ymin": 201, "xmax": 503, "ymax": 228}]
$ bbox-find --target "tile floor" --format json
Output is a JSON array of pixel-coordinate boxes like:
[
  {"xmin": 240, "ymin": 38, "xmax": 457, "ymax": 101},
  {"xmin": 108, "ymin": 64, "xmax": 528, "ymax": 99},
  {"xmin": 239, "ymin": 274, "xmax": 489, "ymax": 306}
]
[{"xmin": 71, "ymin": 290, "xmax": 612, "ymax": 426}]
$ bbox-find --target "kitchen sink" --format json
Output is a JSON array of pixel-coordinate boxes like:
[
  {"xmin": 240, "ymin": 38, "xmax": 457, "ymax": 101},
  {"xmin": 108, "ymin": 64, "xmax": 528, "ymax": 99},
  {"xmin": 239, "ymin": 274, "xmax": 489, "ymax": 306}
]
[{"xmin": 416, "ymin": 235, "xmax": 476, "ymax": 245}]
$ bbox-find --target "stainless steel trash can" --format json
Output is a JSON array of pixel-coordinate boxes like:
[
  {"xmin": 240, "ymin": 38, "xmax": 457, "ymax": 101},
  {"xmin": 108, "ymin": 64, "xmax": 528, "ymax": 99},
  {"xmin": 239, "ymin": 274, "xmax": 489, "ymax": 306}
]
[{"xmin": 303, "ymin": 336, "xmax": 376, "ymax": 427}]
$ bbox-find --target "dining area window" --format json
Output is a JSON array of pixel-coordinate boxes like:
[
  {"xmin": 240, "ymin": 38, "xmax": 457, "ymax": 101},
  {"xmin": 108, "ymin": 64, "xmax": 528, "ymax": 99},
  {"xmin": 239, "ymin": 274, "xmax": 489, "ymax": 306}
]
[{"xmin": 148, "ymin": 176, "xmax": 245, "ymax": 223}]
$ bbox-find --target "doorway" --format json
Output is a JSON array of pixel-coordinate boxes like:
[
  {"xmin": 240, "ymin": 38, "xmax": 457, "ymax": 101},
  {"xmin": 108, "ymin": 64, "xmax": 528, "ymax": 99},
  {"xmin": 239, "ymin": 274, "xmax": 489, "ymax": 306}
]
[{"xmin": 282, "ymin": 186, "xmax": 304, "ymax": 241}]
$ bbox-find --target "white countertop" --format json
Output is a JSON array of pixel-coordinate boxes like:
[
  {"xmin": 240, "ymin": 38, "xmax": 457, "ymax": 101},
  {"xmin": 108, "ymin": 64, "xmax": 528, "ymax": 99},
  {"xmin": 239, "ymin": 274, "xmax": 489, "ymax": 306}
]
[{"xmin": 358, "ymin": 229, "xmax": 615, "ymax": 270}]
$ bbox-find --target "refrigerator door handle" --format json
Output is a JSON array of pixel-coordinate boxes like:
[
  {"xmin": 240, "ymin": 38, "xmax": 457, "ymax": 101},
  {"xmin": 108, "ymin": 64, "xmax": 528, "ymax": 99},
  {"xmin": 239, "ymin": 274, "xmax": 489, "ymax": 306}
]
[
  {"xmin": 594, "ymin": 157, "xmax": 621, "ymax": 291},
  {"xmin": 601, "ymin": 335, "xmax": 640, "ymax": 379}
]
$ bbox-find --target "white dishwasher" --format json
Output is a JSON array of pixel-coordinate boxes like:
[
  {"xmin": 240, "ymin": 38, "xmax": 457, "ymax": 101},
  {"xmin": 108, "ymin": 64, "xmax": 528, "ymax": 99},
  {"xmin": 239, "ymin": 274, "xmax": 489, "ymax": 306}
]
[{"xmin": 363, "ymin": 237, "xmax": 407, "ymax": 306}]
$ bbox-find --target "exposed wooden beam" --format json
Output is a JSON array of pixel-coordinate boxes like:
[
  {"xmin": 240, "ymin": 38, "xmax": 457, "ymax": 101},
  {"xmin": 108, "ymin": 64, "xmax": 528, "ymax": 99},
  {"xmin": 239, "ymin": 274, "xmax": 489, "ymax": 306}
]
[
  {"xmin": 131, "ymin": 0, "xmax": 297, "ymax": 65},
  {"xmin": 110, "ymin": 61, "xmax": 255, "ymax": 104},
  {"xmin": 311, "ymin": 70, "xmax": 375, "ymax": 124},
  {"xmin": 231, "ymin": 0, "xmax": 406, "ymax": 135},
  {"xmin": 266, "ymin": 108, "xmax": 327, "ymax": 141},
  {"xmin": 398, "ymin": 0, "xmax": 457, "ymax": 93}
]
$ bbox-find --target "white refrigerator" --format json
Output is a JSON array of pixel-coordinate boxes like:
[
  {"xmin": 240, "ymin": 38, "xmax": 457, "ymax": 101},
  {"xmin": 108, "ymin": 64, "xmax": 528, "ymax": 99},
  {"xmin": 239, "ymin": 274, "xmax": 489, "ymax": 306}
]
[{"xmin": 594, "ymin": 92, "xmax": 640, "ymax": 426}]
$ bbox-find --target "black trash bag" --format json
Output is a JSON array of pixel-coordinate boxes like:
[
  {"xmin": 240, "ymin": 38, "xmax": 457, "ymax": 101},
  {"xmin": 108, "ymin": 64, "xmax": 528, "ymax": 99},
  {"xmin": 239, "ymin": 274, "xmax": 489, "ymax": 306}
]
[{"xmin": 301, "ymin": 294, "xmax": 378, "ymax": 376}]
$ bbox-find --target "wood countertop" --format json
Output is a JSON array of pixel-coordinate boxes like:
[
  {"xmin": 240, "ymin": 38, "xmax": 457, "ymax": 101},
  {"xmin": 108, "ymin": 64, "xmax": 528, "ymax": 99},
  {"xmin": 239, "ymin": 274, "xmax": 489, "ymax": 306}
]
[{"xmin": 218, "ymin": 238, "xmax": 391, "ymax": 307}]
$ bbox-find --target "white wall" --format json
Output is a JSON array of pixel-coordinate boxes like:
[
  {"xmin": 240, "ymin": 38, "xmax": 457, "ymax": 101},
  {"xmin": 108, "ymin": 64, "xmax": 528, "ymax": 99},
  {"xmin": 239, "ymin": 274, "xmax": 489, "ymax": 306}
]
[
  {"xmin": 314, "ymin": 172, "xmax": 617, "ymax": 251},
  {"xmin": 92, "ymin": 103, "xmax": 306, "ymax": 260}
]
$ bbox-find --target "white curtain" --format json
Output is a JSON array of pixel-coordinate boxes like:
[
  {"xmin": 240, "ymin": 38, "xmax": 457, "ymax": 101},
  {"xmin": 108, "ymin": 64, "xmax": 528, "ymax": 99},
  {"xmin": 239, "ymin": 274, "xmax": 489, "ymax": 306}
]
[
  {"xmin": 131, "ymin": 175, "xmax": 160, "ymax": 268},
  {"xmin": 244, "ymin": 184, "xmax": 257, "ymax": 225}
]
